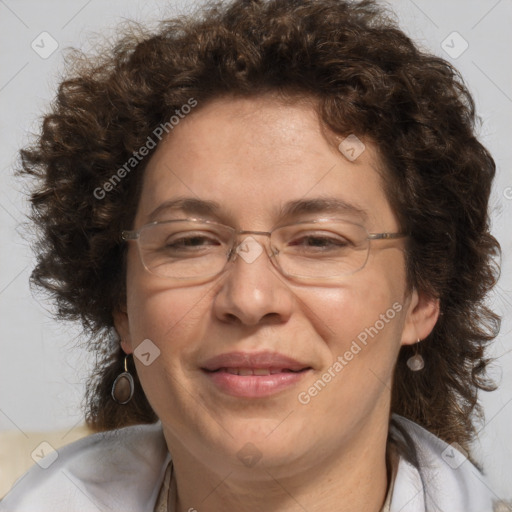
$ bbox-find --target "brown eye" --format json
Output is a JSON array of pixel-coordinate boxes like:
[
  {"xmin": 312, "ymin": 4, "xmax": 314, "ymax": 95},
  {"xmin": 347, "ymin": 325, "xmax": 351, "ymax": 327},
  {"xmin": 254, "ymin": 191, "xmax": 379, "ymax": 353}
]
[
  {"xmin": 165, "ymin": 235, "xmax": 220, "ymax": 248},
  {"xmin": 287, "ymin": 233, "xmax": 352, "ymax": 251}
]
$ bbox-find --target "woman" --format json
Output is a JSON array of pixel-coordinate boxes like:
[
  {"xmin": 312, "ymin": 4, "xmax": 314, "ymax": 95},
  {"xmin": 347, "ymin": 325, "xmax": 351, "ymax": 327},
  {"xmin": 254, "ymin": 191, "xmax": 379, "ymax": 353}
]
[{"xmin": 0, "ymin": 0, "xmax": 505, "ymax": 510}]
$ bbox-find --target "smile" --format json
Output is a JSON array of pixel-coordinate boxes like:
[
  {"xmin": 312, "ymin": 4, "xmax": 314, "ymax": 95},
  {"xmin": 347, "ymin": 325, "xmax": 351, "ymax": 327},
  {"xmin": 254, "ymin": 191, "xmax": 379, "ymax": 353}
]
[
  {"xmin": 211, "ymin": 367, "xmax": 306, "ymax": 375},
  {"xmin": 202, "ymin": 367, "xmax": 311, "ymax": 398}
]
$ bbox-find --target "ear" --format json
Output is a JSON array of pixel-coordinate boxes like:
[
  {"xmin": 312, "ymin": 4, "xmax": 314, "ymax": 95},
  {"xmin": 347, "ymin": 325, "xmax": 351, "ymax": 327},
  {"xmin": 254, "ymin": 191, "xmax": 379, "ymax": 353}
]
[
  {"xmin": 401, "ymin": 289, "xmax": 440, "ymax": 346},
  {"xmin": 113, "ymin": 304, "xmax": 134, "ymax": 355}
]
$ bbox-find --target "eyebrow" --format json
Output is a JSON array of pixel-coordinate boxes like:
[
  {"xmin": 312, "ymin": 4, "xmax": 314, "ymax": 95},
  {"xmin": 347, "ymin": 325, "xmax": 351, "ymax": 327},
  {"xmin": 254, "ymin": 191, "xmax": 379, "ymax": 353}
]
[{"xmin": 146, "ymin": 196, "xmax": 368, "ymax": 224}]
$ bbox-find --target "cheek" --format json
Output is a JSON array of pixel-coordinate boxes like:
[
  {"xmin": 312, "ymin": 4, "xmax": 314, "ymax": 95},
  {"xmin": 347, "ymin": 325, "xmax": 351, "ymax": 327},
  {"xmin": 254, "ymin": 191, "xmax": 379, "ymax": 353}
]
[
  {"xmin": 126, "ymin": 283, "xmax": 215, "ymax": 421},
  {"xmin": 299, "ymin": 267, "xmax": 408, "ymax": 409},
  {"xmin": 302, "ymin": 280, "xmax": 404, "ymax": 349},
  {"xmin": 125, "ymin": 246, "xmax": 212, "ymax": 347},
  {"xmin": 296, "ymin": 279, "xmax": 405, "ymax": 417},
  {"xmin": 127, "ymin": 284, "xmax": 214, "ymax": 354}
]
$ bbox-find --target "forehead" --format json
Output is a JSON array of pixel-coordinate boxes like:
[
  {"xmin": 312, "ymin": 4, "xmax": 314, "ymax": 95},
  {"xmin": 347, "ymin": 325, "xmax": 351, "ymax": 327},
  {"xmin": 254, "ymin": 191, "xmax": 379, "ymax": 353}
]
[{"xmin": 136, "ymin": 95, "xmax": 398, "ymax": 230}]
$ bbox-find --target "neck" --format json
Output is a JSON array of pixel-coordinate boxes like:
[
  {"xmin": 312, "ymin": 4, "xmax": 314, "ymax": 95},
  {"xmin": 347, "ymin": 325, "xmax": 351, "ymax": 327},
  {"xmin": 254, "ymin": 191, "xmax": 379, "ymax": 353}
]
[{"xmin": 164, "ymin": 419, "xmax": 391, "ymax": 512}]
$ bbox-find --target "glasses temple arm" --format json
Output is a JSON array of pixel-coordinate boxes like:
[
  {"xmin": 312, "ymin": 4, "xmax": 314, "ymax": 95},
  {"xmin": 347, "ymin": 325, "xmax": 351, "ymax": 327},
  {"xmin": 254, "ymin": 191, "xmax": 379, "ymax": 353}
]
[
  {"xmin": 367, "ymin": 232, "xmax": 408, "ymax": 240},
  {"xmin": 121, "ymin": 230, "xmax": 139, "ymax": 241}
]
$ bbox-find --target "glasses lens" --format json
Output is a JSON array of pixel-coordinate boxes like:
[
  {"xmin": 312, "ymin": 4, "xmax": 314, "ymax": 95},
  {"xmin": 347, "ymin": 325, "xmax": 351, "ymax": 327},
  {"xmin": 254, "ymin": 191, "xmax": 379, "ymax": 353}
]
[
  {"xmin": 138, "ymin": 220, "xmax": 232, "ymax": 279},
  {"xmin": 135, "ymin": 219, "xmax": 370, "ymax": 281},
  {"xmin": 272, "ymin": 220, "xmax": 369, "ymax": 279}
]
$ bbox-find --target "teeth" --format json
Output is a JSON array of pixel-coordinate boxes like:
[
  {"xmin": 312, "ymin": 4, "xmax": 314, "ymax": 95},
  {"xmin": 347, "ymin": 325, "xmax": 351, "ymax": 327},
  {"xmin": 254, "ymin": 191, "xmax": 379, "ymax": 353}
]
[{"xmin": 253, "ymin": 368, "xmax": 271, "ymax": 376}]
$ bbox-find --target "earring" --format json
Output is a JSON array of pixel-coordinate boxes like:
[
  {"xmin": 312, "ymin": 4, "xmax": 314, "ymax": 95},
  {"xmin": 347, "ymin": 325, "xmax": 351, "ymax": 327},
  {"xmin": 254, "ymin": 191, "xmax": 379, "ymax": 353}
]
[
  {"xmin": 111, "ymin": 354, "xmax": 135, "ymax": 404},
  {"xmin": 406, "ymin": 339, "xmax": 424, "ymax": 371}
]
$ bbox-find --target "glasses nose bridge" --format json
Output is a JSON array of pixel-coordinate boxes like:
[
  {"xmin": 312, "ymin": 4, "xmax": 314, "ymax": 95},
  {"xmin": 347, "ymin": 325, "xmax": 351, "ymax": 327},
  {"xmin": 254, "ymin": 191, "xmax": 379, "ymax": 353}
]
[
  {"xmin": 227, "ymin": 228, "xmax": 278, "ymax": 265},
  {"xmin": 237, "ymin": 229, "xmax": 272, "ymax": 237}
]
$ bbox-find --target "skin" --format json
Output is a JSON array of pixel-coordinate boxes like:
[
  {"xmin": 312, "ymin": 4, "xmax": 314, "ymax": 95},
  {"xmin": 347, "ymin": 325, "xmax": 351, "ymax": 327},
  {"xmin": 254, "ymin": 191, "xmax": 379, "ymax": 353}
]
[{"xmin": 114, "ymin": 94, "xmax": 439, "ymax": 512}]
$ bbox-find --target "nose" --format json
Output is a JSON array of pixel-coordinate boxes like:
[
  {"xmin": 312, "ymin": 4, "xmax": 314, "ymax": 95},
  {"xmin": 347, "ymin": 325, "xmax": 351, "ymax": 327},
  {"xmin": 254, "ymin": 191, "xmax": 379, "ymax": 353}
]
[{"xmin": 212, "ymin": 234, "xmax": 294, "ymax": 326}]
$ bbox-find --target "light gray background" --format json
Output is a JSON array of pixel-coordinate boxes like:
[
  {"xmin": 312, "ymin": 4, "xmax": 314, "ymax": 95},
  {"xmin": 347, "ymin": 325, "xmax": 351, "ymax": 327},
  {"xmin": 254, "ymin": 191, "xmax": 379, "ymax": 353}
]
[{"xmin": 1, "ymin": 0, "xmax": 511, "ymax": 500}]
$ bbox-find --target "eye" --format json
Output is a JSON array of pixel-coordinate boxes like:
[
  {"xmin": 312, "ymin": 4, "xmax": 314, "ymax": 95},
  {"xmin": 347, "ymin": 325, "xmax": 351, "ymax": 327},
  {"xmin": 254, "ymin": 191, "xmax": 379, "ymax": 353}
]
[
  {"xmin": 288, "ymin": 232, "xmax": 352, "ymax": 250},
  {"xmin": 162, "ymin": 232, "xmax": 222, "ymax": 251}
]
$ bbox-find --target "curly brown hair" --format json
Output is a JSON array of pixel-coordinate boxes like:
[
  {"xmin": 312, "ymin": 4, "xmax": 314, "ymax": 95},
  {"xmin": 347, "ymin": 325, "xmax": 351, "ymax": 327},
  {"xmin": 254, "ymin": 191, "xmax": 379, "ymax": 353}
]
[{"xmin": 19, "ymin": 0, "xmax": 500, "ymax": 458}]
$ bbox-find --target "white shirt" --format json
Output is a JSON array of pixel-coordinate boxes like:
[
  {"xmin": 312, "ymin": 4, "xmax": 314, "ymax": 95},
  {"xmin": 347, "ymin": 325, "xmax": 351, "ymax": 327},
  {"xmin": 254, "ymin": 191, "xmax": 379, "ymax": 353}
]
[{"xmin": 0, "ymin": 415, "xmax": 500, "ymax": 512}]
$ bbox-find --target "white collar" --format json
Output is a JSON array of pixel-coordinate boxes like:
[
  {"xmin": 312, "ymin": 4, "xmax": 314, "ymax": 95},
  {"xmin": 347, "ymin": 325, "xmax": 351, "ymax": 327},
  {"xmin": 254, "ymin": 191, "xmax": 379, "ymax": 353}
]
[
  {"xmin": 389, "ymin": 415, "xmax": 496, "ymax": 511},
  {"xmin": 0, "ymin": 416, "xmax": 498, "ymax": 512}
]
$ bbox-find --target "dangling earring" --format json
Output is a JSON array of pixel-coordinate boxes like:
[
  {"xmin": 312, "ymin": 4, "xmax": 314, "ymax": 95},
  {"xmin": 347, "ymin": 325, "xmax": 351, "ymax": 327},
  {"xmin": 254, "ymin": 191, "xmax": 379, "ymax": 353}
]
[
  {"xmin": 407, "ymin": 338, "xmax": 424, "ymax": 371},
  {"xmin": 111, "ymin": 354, "xmax": 135, "ymax": 404}
]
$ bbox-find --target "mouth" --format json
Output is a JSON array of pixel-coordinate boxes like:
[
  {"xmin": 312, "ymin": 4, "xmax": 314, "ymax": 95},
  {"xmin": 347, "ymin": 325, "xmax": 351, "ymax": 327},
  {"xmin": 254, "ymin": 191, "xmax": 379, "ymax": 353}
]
[
  {"xmin": 200, "ymin": 352, "xmax": 312, "ymax": 398},
  {"xmin": 204, "ymin": 367, "xmax": 309, "ymax": 375},
  {"xmin": 200, "ymin": 350, "xmax": 310, "ymax": 373},
  {"xmin": 201, "ymin": 367, "xmax": 312, "ymax": 398}
]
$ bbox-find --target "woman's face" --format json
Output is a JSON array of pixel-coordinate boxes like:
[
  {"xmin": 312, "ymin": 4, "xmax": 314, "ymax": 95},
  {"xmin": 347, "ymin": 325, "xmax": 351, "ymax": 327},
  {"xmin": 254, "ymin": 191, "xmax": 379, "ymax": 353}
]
[{"xmin": 115, "ymin": 95, "xmax": 438, "ymax": 477}]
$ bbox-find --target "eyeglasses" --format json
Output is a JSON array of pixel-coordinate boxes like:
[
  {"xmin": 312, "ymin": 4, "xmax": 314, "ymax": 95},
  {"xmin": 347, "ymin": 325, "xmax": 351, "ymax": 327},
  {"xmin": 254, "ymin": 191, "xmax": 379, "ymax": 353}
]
[{"xmin": 121, "ymin": 217, "xmax": 407, "ymax": 285}]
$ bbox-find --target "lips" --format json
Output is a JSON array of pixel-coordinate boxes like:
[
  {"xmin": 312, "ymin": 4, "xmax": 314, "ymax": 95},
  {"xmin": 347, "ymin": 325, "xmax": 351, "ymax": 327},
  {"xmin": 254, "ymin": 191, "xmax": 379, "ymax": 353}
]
[
  {"xmin": 200, "ymin": 351, "xmax": 312, "ymax": 398},
  {"xmin": 201, "ymin": 351, "xmax": 310, "ymax": 373},
  {"xmin": 215, "ymin": 367, "xmax": 305, "ymax": 375}
]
